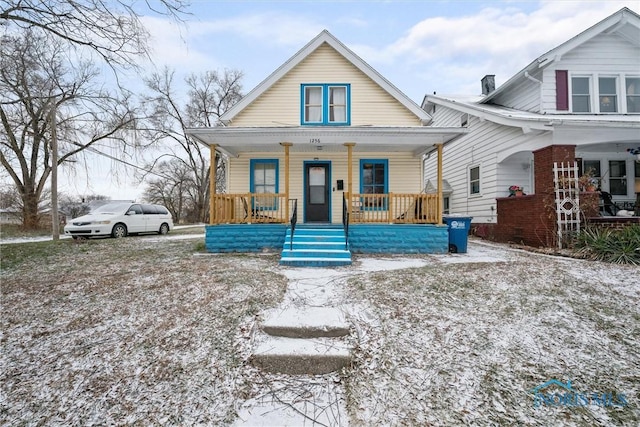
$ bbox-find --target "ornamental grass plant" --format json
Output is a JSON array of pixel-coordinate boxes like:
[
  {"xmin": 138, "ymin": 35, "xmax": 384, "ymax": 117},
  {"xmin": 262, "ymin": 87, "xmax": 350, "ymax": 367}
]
[{"xmin": 576, "ymin": 224, "xmax": 640, "ymax": 265}]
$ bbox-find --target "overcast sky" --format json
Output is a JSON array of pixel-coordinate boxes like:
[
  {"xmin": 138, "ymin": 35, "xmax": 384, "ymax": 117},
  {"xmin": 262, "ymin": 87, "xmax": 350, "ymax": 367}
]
[{"xmin": 56, "ymin": 0, "xmax": 636, "ymax": 201}]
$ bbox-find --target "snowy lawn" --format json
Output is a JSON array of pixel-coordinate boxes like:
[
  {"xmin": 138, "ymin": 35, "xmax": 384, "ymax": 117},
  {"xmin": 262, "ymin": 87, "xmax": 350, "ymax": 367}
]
[
  {"xmin": 1, "ymin": 236, "xmax": 287, "ymax": 425},
  {"xmin": 1, "ymin": 236, "xmax": 638, "ymax": 426},
  {"xmin": 344, "ymin": 243, "xmax": 639, "ymax": 426}
]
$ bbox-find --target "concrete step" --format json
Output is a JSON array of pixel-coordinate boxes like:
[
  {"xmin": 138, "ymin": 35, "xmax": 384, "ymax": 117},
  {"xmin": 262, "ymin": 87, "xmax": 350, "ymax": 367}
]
[
  {"xmin": 261, "ymin": 307, "xmax": 350, "ymax": 338},
  {"xmin": 281, "ymin": 249, "xmax": 351, "ymax": 258},
  {"xmin": 251, "ymin": 334, "xmax": 352, "ymax": 375},
  {"xmin": 285, "ymin": 241, "xmax": 347, "ymax": 250},
  {"xmin": 286, "ymin": 232, "xmax": 345, "ymax": 240},
  {"xmin": 279, "ymin": 256, "xmax": 352, "ymax": 267}
]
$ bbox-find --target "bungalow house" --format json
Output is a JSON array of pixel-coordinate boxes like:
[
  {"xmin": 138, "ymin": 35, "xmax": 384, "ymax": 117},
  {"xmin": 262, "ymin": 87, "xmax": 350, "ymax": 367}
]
[
  {"xmin": 187, "ymin": 30, "xmax": 466, "ymax": 264},
  {"xmin": 422, "ymin": 7, "xmax": 640, "ymax": 248}
]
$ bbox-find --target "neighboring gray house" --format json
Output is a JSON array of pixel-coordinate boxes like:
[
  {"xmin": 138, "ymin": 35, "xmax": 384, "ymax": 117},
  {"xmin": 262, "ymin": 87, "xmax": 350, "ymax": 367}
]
[{"xmin": 422, "ymin": 7, "xmax": 640, "ymax": 230}]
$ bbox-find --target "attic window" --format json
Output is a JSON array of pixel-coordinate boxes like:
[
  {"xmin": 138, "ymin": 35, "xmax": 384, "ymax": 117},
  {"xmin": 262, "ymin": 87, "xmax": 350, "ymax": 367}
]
[{"xmin": 301, "ymin": 84, "xmax": 350, "ymax": 126}]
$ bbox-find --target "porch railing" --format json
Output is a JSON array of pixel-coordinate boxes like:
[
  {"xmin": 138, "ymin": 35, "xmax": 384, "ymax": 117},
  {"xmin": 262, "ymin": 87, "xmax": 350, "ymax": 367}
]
[
  {"xmin": 346, "ymin": 193, "xmax": 439, "ymax": 224},
  {"xmin": 212, "ymin": 193, "xmax": 289, "ymax": 224}
]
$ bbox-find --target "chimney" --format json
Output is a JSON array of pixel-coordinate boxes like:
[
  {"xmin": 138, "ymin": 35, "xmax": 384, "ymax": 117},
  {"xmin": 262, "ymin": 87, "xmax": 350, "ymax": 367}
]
[{"xmin": 481, "ymin": 75, "xmax": 495, "ymax": 95}]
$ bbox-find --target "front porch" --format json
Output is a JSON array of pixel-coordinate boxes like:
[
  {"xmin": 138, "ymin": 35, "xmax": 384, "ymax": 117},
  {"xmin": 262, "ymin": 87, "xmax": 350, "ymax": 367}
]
[
  {"xmin": 211, "ymin": 192, "xmax": 440, "ymax": 225},
  {"xmin": 206, "ymin": 190, "xmax": 449, "ymax": 262}
]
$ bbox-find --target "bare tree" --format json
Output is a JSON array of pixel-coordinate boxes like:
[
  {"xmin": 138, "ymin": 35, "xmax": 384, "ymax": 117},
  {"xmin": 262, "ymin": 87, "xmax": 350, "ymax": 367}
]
[
  {"xmin": 142, "ymin": 159, "xmax": 191, "ymax": 223},
  {"xmin": 0, "ymin": 32, "xmax": 137, "ymax": 229},
  {"xmin": 0, "ymin": 0, "xmax": 188, "ymax": 71},
  {"xmin": 59, "ymin": 193, "xmax": 110, "ymax": 219},
  {"xmin": 141, "ymin": 67, "xmax": 243, "ymax": 223}
]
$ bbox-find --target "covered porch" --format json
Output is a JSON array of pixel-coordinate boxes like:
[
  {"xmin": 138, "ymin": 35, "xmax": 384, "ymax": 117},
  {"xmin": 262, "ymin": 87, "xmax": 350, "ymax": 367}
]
[{"xmin": 187, "ymin": 126, "xmax": 465, "ymax": 256}]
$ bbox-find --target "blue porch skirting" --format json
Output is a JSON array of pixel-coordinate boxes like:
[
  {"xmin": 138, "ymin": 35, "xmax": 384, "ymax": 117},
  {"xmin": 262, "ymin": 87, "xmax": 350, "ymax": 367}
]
[
  {"xmin": 205, "ymin": 223, "xmax": 448, "ymax": 254},
  {"xmin": 205, "ymin": 224, "xmax": 287, "ymax": 252},
  {"xmin": 348, "ymin": 224, "xmax": 448, "ymax": 254}
]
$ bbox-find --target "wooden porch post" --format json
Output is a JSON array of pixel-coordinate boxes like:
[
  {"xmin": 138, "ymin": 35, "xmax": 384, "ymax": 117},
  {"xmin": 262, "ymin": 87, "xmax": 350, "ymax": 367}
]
[
  {"xmin": 344, "ymin": 143, "xmax": 355, "ymax": 198},
  {"xmin": 436, "ymin": 143, "xmax": 443, "ymax": 225},
  {"xmin": 209, "ymin": 144, "xmax": 217, "ymax": 225},
  {"xmin": 281, "ymin": 142, "xmax": 292, "ymax": 221}
]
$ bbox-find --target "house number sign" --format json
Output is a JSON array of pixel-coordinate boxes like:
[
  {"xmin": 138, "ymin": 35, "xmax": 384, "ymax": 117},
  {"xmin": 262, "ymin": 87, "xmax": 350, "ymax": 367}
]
[{"xmin": 310, "ymin": 138, "xmax": 321, "ymax": 144}]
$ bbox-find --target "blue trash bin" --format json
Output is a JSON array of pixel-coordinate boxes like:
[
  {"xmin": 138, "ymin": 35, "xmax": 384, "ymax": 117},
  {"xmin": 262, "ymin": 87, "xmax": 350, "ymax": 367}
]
[{"xmin": 443, "ymin": 216, "xmax": 473, "ymax": 253}]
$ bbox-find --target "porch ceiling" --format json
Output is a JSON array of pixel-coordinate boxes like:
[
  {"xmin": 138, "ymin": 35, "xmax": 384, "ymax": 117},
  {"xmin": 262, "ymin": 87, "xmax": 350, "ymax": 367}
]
[{"xmin": 186, "ymin": 126, "xmax": 466, "ymax": 157}]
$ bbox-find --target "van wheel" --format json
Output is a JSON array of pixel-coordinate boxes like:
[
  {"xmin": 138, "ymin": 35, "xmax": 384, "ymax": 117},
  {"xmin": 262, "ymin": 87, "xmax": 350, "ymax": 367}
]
[
  {"xmin": 159, "ymin": 223, "xmax": 170, "ymax": 235},
  {"xmin": 112, "ymin": 223, "xmax": 128, "ymax": 238}
]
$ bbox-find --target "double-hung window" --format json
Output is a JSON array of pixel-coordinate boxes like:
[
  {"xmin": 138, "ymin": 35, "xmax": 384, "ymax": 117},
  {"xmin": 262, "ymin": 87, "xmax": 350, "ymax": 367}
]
[
  {"xmin": 598, "ymin": 77, "xmax": 618, "ymax": 113},
  {"xmin": 360, "ymin": 159, "xmax": 388, "ymax": 209},
  {"xmin": 571, "ymin": 76, "xmax": 591, "ymax": 113},
  {"xmin": 301, "ymin": 84, "xmax": 350, "ymax": 125},
  {"xmin": 609, "ymin": 160, "xmax": 627, "ymax": 196},
  {"xmin": 250, "ymin": 159, "xmax": 279, "ymax": 210},
  {"xmin": 626, "ymin": 77, "xmax": 640, "ymax": 113},
  {"xmin": 469, "ymin": 165, "xmax": 480, "ymax": 196}
]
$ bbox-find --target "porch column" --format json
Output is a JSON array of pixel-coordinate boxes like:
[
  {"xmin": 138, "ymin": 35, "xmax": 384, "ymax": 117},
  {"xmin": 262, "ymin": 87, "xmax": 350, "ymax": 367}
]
[
  {"xmin": 436, "ymin": 143, "xmax": 443, "ymax": 225},
  {"xmin": 209, "ymin": 144, "xmax": 217, "ymax": 225},
  {"xmin": 344, "ymin": 143, "xmax": 355, "ymax": 198},
  {"xmin": 281, "ymin": 142, "xmax": 292, "ymax": 221}
]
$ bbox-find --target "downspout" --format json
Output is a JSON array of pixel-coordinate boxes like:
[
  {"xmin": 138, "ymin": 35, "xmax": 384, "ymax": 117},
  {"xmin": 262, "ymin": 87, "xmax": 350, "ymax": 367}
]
[{"xmin": 524, "ymin": 71, "xmax": 543, "ymax": 112}]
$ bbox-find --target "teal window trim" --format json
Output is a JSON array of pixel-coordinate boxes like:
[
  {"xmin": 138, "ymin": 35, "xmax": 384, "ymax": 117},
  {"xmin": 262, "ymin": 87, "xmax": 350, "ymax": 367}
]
[
  {"xmin": 250, "ymin": 159, "xmax": 279, "ymax": 210},
  {"xmin": 300, "ymin": 83, "xmax": 351, "ymax": 126},
  {"xmin": 359, "ymin": 159, "xmax": 388, "ymax": 210}
]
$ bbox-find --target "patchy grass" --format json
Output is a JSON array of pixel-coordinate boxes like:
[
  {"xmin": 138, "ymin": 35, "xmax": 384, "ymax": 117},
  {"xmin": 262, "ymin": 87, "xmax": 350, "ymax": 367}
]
[
  {"xmin": 0, "ymin": 223, "xmax": 51, "ymax": 239},
  {"xmin": 1, "ymin": 237, "xmax": 287, "ymax": 425},
  {"xmin": 2, "ymin": 237, "xmax": 638, "ymax": 425},
  {"xmin": 344, "ymin": 255, "xmax": 640, "ymax": 426}
]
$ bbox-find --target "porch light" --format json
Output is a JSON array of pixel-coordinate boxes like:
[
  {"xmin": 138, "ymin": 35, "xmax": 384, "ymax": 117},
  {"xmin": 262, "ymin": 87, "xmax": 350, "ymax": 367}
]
[{"xmin": 316, "ymin": 145, "xmax": 323, "ymax": 151}]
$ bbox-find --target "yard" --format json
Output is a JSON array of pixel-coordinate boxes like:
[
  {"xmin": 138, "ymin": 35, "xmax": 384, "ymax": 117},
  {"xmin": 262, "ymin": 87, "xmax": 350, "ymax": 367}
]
[{"xmin": 1, "ymin": 232, "xmax": 638, "ymax": 426}]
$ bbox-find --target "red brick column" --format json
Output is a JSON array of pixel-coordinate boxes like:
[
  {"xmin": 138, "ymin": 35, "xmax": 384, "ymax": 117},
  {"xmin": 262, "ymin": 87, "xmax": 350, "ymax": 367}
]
[
  {"xmin": 494, "ymin": 145, "xmax": 576, "ymax": 247},
  {"xmin": 533, "ymin": 145, "xmax": 576, "ymax": 194}
]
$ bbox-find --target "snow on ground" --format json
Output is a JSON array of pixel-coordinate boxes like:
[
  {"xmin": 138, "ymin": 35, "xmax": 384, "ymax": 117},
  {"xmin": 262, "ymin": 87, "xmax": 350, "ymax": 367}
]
[{"xmin": 1, "ymin": 237, "xmax": 638, "ymax": 426}]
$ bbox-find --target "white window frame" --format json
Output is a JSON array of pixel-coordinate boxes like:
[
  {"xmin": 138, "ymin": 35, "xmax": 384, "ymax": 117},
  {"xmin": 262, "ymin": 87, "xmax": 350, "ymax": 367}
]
[
  {"xmin": 625, "ymin": 76, "xmax": 640, "ymax": 114},
  {"xmin": 570, "ymin": 75, "xmax": 592, "ymax": 113},
  {"xmin": 468, "ymin": 165, "xmax": 481, "ymax": 197},
  {"xmin": 597, "ymin": 75, "xmax": 619, "ymax": 113}
]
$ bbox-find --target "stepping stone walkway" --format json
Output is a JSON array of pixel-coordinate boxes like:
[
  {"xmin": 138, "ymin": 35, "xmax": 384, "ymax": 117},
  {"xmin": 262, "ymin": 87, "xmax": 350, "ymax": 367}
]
[
  {"xmin": 251, "ymin": 306, "xmax": 352, "ymax": 375},
  {"xmin": 235, "ymin": 257, "xmax": 434, "ymax": 426}
]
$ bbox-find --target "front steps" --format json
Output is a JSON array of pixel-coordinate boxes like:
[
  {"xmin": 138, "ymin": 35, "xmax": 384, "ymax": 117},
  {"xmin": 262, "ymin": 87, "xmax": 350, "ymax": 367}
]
[
  {"xmin": 250, "ymin": 306, "xmax": 352, "ymax": 375},
  {"xmin": 280, "ymin": 225, "xmax": 352, "ymax": 267}
]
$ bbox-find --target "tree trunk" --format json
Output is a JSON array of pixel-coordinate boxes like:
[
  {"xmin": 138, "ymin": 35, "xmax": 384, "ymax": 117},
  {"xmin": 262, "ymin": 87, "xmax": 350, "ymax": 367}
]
[{"xmin": 22, "ymin": 190, "xmax": 40, "ymax": 229}]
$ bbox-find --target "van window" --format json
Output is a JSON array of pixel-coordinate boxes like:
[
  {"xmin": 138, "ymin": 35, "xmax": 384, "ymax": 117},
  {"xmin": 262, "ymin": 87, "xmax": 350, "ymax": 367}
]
[
  {"xmin": 154, "ymin": 206, "xmax": 169, "ymax": 215},
  {"xmin": 142, "ymin": 205, "xmax": 157, "ymax": 215},
  {"xmin": 129, "ymin": 205, "xmax": 143, "ymax": 215}
]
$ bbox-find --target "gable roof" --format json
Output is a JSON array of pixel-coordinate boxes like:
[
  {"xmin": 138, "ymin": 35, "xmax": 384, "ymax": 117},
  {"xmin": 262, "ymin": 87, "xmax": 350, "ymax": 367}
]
[
  {"xmin": 482, "ymin": 7, "xmax": 640, "ymax": 104},
  {"xmin": 220, "ymin": 30, "xmax": 430, "ymax": 124}
]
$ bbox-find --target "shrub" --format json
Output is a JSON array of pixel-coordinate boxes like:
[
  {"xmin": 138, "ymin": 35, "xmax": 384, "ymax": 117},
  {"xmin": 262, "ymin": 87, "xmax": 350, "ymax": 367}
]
[{"xmin": 576, "ymin": 225, "xmax": 640, "ymax": 265}]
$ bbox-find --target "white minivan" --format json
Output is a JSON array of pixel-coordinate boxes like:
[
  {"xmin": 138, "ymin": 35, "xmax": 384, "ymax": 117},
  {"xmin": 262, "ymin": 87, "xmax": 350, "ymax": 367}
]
[{"xmin": 64, "ymin": 202, "xmax": 174, "ymax": 239}]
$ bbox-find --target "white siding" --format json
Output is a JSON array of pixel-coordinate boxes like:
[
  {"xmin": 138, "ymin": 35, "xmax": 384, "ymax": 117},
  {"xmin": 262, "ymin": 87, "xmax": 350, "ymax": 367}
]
[
  {"xmin": 228, "ymin": 151, "xmax": 423, "ymax": 224},
  {"xmin": 490, "ymin": 70, "xmax": 542, "ymax": 112},
  {"xmin": 542, "ymin": 33, "xmax": 640, "ymax": 113},
  {"xmin": 425, "ymin": 106, "xmax": 547, "ymax": 223},
  {"xmin": 232, "ymin": 43, "xmax": 421, "ymax": 127}
]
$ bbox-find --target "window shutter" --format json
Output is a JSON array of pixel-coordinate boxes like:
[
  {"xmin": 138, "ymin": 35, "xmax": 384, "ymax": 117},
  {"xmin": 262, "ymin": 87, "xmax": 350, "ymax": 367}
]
[{"xmin": 556, "ymin": 70, "xmax": 569, "ymax": 110}]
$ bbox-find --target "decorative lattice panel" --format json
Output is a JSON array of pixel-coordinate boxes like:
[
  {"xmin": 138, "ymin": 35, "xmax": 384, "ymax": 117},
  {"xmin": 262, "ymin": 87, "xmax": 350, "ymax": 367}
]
[{"xmin": 553, "ymin": 162, "xmax": 580, "ymax": 249}]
